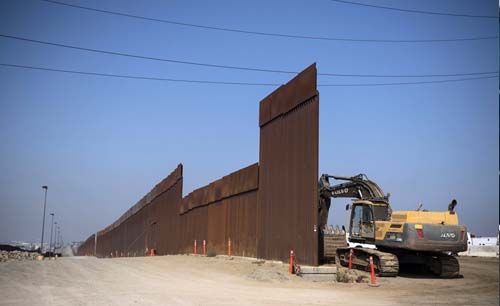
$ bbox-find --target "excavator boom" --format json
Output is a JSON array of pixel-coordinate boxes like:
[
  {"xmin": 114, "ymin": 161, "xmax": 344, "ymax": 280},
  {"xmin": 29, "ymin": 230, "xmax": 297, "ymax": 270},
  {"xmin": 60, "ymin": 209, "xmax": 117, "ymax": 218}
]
[
  {"xmin": 318, "ymin": 173, "xmax": 390, "ymax": 231},
  {"xmin": 319, "ymin": 173, "xmax": 388, "ymax": 202}
]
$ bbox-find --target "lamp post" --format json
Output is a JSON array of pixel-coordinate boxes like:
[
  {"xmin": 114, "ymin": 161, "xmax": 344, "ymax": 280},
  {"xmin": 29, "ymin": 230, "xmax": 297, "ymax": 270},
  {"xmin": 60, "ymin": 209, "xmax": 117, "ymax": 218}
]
[
  {"xmin": 59, "ymin": 228, "xmax": 62, "ymax": 249},
  {"xmin": 59, "ymin": 234, "xmax": 64, "ymax": 251},
  {"xmin": 40, "ymin": 186, "xmax": 48, "ymax": 254},
  {"xmin": 55, "ymin": 226, "xmax": 59, "ymax": 251},
  {"xmin": 56, "ymin": 226, "xmax": 60, "ymax": 252},
  {"xmin": 53, "ymin": 222, "xmax": 58, "ymax": 254},
  {"xmin": 49, "ymin": 214, "xmax": 55, "ymax": 256}
]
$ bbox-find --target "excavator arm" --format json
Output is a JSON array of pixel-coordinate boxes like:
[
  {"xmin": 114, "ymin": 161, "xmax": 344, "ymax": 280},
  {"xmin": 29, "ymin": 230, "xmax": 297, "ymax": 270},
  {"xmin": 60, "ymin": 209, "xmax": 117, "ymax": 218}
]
[
  {"xmin": 318, "ymin": 173, "xmax": 390, "ymax": 231},
  {"xmin": 319, "ymin": 174, "xmax": 387, "ymax": 201}
]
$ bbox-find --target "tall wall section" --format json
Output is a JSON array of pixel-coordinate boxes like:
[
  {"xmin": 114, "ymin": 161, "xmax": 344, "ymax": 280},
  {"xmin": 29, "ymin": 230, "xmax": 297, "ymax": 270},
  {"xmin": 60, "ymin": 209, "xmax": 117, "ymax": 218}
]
[{"xmin": 257, "ymin": 64, "xmax": 319, "ymax": 266}]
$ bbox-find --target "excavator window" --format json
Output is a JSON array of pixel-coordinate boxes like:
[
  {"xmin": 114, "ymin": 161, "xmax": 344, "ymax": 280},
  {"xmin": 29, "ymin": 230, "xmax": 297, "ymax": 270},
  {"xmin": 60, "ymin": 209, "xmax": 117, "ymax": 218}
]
[{"xmin": 372, "ymin": 205, "xmax": 390, "ymax": 221}]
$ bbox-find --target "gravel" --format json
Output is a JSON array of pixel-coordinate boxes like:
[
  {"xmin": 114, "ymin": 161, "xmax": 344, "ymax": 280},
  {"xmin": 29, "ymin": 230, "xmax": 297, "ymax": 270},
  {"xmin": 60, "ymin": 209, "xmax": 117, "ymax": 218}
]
[{"xmin": 0, "ymin": 250, "xmax": 40, "ymax": 262}]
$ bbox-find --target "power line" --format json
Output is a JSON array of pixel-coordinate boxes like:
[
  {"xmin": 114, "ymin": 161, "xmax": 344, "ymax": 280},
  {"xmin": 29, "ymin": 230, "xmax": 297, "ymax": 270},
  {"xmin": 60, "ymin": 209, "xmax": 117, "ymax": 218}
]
[
  {"xmin": 0, "ymin": 63, "xmax": 496, "ymax": 87},
  {"xmin": 0, "ymin": 34, "xmax": 296, "ymax": 75},
  {"xmin": 329, "ymin": 0, "xmax": 498, "ymax": 19},
  {"xmin": 2, "ymin": 34, "xmax": 498, "ymax": 78},
  {"xmin": 319, "ymin": 75, "xmax": 497, "ymax": 87},
  {"xmin": 37, "ymin": 0, "xmax": 498, "ymax": 43},
  {"xmin": 0, "ymin": 63, "xmax": 281, "ymax": 86}
]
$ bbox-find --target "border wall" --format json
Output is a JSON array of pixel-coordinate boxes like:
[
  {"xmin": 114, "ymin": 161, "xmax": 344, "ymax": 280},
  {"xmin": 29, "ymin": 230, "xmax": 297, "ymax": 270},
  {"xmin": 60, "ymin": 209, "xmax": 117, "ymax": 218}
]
[
  {"xmin": 77, "ymin": 64, "xmax": 320, "ymax": 265},
  {"xmin": 257, "ymin": 64, "xmax": 319, "ymax": 265}
]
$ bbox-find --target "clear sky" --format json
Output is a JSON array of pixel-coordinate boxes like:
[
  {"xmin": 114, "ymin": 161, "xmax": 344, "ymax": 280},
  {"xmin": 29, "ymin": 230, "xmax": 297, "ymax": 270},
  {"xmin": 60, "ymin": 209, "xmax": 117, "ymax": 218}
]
[{"xmin": 0, "ymin": 0, "xmax": 498, "ymax": 243}]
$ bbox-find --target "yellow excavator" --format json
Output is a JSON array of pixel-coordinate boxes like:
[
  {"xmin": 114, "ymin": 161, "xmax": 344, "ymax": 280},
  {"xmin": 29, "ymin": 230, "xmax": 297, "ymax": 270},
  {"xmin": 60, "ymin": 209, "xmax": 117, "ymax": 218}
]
[{"xmin": 318, "ymin": 174, "xmax": 468, "ymax": 278}]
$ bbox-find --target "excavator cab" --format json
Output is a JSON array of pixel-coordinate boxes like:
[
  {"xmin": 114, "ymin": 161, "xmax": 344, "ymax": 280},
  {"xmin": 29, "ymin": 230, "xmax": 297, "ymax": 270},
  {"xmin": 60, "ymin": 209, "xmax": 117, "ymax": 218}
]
[{"xmin": 349, "ymin": 203, "xmax": 375, "ymax": 243}]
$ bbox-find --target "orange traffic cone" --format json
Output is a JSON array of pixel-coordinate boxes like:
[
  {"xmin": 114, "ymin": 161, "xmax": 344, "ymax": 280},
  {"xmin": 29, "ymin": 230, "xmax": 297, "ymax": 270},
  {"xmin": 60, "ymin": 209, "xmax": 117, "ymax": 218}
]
[
  {"xmin": 348, "ymin": 249, "xmax": 353, "ymax": 270},
  {"xmin": 368, "ymin": 256, "xmax": 379, "ymax": 287},
  {"xmin": 289, "ymin": 250, "xmax": 295, "ymax": 274}
]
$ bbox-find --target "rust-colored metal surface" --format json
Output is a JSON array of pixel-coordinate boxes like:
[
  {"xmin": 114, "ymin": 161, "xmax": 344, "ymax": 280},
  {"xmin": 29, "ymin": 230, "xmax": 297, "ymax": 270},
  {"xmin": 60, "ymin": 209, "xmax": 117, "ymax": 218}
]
[
  {"xmin": 226, "ymin": 191, "xmax": 258, "ymax": 257},
  {"xmin": 257, "ymin": 64, "xmax": 319, "ymax": 266},
  {"xmin": 76, "ymin": 234, "xmax": 95, "ymax": 256},
  {"xmin": 181, "ymin": 163, "xmax": 258, "ymax": 256},
  {"xmin": 78, "ymin": 64, "xmax": 319, "ymax": 265},
  {"xmin": 83, "ymin": 165, "xmax": 184, "ymax": 258},
  {"xmin": 207, "ymin": 201, "xmax": 227, "ymax": 254},
  {"xmin": 181, "ymin": 163, "xmax": 258, "ymax": 214},
  {"xmin": 156, "ymin": 179, "xmax": 183, "ymax": 255},
  {"xmin": 81, "ymin": 163, "xmax": 259, "ymax": 258}
]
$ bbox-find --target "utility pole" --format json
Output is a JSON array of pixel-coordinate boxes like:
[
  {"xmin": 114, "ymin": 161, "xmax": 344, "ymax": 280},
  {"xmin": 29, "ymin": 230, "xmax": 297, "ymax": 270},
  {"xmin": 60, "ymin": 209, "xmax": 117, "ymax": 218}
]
[
  {"xmin": 56, "ymin": 226, "xmax": 61, "ymax": 252},
  {"xmin": 53, "ymin": 222, "xmax": 58, "ymax": 253},
  {"xmin": 94, "ymin": 232, "xmax": 97, "ymax": 256},
  {"xmin": 40, "ymin": 186, "xmax": 48, "ymax": 254},
  {"xmin": 49, "ymin": 214, "xmax": 55, "ymax": 256},
  {"xmin": 55, "ymin": 226, "xmax": 58, "ymax": 251}
]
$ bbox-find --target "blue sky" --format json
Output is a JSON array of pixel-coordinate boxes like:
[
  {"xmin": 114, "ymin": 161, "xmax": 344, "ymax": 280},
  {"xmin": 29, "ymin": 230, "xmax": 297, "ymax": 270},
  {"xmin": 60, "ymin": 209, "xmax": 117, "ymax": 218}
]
[{"xmin": 0, "ymin": 0, "xmax": 498, "ymax": 243}]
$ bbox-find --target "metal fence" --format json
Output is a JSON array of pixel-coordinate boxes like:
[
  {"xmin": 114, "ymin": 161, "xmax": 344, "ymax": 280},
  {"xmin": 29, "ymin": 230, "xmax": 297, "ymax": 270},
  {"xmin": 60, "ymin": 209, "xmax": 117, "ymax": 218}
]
[
  {"xmin": 78, "ymin": 64, "xmax": 319, "ymax": 266},
  {"xmin": 77, "ymin": 234, "xmax": 95, "ymax": 256},
  {"xmin": 180, "ymin": 163, "xmax": 259, "ymax": 256},
  {"xmin": 257, "ymin": 64, "xmax": 319, "ymax": 266}
]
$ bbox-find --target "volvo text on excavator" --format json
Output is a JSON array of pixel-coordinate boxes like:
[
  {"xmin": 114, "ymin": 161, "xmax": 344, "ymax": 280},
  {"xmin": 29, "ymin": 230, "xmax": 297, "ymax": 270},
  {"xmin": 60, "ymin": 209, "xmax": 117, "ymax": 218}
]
[{"xmin": 318, "ymin": 174, "xmax": 468, "ymax": 278}]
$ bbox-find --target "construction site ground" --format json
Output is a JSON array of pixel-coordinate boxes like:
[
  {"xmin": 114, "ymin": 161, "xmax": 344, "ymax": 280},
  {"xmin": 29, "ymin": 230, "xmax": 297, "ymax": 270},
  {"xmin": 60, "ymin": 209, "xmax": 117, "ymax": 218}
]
[{"xmin": 0, "ymin": 255, "xmax": 497, "ymax": 306}]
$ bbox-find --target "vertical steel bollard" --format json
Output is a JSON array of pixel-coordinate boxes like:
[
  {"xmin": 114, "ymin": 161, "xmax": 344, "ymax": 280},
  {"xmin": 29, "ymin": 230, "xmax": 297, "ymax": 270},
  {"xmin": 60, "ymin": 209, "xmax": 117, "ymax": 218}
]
[
  {"xmin": 194, "ymin": 240, "xmax": 197, "ymax": 256},
  {"xmin": 348, "ymin": 249, "xmax": 353, "ymax": 270},
  {"xmin": 203, "ymin": 240, "xmax": 206, "ymax": 256},
  {"xmin": 289, "ymin": 250, "xmax": 295, "ymax": 274}
]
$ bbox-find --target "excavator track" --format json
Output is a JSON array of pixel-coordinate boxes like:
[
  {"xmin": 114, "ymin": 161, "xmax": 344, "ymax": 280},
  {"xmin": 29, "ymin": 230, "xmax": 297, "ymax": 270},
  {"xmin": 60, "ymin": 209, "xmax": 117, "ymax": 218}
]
[
  {"xmin": 336, "ymin": 247, "xmax": 399, "ymax": 277},
  {"xmin": 431, "ymin": 254, "xmax": 460, "ymax": 278}
]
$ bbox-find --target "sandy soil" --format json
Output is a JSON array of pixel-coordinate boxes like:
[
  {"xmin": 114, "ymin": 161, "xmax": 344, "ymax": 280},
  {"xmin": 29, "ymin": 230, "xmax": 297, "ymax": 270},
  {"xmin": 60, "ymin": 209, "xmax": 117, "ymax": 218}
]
[{"xmin": 0, "ymin": 255, "xmax": 497, "ymax": 306}]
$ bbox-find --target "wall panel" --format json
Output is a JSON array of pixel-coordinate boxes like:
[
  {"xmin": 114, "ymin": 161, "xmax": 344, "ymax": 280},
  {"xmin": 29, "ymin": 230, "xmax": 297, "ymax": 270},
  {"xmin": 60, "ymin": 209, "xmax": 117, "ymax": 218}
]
[{"xmin": 257, "ymin": 64, "xmax": 319, "ymax": 266}]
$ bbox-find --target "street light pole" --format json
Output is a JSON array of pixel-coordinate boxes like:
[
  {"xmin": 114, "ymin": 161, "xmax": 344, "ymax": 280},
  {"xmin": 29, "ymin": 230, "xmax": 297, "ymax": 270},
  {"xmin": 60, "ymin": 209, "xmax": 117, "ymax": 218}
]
[
  {"xmin": 53, "ymin": 222, "xmax": 58, "ymax": 253},
  {"xmin": 58, "ymin": 227, "xmax": 61, "ymax": 250},
  {"xmin": 59, "ymin": 234, "xmax": 64, "ymax": 251},
  {"xmin": 55, "ymin": 226, "xmax": 59, "ymax": 251},
  {"xmin": 40, "ymin": 186, "xmax": 48, "ymax": 254},
  {"xmin": 49, "ymin": 213, "xmax": 55, "ymax": 256}
]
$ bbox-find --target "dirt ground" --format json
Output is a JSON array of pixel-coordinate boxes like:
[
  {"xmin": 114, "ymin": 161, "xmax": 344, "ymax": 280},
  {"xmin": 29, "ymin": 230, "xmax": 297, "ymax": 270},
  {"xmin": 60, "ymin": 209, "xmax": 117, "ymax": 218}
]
[{"xmin": 0, "ymin": 255, "xmax": 497, "ymax": 306}]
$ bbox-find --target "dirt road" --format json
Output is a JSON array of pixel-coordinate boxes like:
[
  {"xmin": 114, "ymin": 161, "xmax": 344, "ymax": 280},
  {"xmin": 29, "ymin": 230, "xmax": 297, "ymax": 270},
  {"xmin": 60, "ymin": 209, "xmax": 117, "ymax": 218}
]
[{"xmin": 0, "ymin": 255, "xmax": 497, "ymax": 306}]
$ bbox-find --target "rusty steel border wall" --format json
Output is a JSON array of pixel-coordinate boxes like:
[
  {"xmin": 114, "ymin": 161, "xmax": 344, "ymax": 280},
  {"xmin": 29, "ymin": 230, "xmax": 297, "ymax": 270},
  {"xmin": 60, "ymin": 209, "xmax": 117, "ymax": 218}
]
[
  {"xmin": 77, "ymin": 163, "xmax": 259, "ymax": 258},
  {"xmin": 179, "ymin": 163, "xmax": 259, "ymax": 257},
  {"xmin": 257, "ymin": 63, "xmax": 319, "ymax": 266},
  {"xmin": 77, "ymin": 234, "xmax": 95, "ymax": 256},
  {"xmin": 77, "ymin": 64, "xmax": 319, "ymax": 266},
  {"xmin": 79, "ymin": 165, "xmax": 184, "ymax": 257}
]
